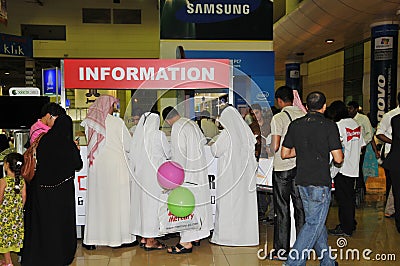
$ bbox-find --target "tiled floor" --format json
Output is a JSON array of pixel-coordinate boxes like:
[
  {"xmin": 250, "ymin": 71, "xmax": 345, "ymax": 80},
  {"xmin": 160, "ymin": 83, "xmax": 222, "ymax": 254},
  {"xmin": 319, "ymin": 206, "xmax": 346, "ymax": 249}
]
[{"xmin": 5, "ymin": 170, "xmax": 400, "ymax": 265}]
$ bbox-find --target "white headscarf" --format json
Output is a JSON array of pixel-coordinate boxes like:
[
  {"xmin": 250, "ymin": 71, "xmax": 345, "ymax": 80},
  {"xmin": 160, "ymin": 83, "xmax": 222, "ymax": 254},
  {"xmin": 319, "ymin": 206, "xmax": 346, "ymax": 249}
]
[
  {"xmin": 130, "ymin": 112, "xmax": 161, "ymax": 170},
  {"xmin": 218, "ymin": 106, "xmax": 257, "ymax": 151}
]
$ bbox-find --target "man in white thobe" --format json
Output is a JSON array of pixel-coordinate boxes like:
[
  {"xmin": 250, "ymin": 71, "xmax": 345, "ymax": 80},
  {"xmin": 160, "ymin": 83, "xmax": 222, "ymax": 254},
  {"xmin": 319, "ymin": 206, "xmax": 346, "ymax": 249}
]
[
  {"xmin": 162, "ymin": 106, "xmax": 213, "ymax": 254},
  {"xmin": 130, "ymin": 112, "xmax": 171, "ymax": 249},
  {"xmin": 210, "ymin": 106, "xmax": 259, "ymax": 246},
  {"xmin": 81, "ymin": 95, "xmax": 137, "ymax": 249}
]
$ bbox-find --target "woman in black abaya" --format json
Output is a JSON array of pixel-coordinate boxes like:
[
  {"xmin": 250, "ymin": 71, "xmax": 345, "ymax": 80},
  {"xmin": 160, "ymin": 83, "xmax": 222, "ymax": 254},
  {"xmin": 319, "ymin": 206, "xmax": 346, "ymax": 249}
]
[{"xmin": 22, "ymin": 114, "xmax": 83, "ymax": 266}]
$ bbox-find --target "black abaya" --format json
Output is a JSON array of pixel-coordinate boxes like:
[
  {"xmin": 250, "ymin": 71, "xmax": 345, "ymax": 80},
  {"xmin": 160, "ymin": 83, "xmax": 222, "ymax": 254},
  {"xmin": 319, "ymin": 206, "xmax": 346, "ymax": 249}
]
[{"xmin": 22, "ymin": 114, "xmax": 83, "ymax": 266}]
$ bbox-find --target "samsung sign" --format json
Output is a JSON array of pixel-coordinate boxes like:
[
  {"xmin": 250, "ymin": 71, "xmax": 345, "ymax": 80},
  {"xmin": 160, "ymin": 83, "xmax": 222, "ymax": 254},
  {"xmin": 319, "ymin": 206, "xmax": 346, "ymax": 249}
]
[
  {"xmin": 160, "ymin": 0, "xmax": 272, "ymax": 40},
  {"xmin": 178, "ymin": 0, "xmax": 261, "ymax": 23}
]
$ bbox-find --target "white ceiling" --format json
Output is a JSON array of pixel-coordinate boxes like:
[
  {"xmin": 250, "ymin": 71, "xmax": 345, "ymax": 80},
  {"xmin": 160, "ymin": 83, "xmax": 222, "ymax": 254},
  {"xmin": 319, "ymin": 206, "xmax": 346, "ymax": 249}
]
[{"xmin": 274, "ymin": 0, "xmax": 400, "ymax": 77}]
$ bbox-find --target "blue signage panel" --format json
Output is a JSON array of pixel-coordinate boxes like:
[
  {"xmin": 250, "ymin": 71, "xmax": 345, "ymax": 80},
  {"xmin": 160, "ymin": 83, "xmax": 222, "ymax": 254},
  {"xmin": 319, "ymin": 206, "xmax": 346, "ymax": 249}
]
[
  {"xmin": 160, "ymin": 0, "xmax": 272, "ymax": 40},
  {"xmin": 285, "ymin": 62, "xmax": 301, "ymax": 91},
  {"xmin": 185, "ymin": 50, "xmax": 275, "ymax": 107},
  {"xmin": 369, "ymin": 23, "xmax": 399, "ymax": 127},
  {"xmin": 0, "ymin": 33, "xmax": 33, "ymax": 57},
  {"xmin": 43, "ymin": 68, "xmax": 61, "ymax": 95}
]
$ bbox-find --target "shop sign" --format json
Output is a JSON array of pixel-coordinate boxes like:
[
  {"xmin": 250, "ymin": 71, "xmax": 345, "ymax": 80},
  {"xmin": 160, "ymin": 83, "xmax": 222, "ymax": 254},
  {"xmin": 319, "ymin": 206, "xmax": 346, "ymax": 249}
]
[
  {"xmin": 9, "ymin": 87, "xmax": 40, "ymax": 96},
  {"xmin": 63, "ymin": 59, "xmax": 231, "ymax": 89},
  {"xmin": 179, "ymin": 0, "xmax": 261, "ymax": 23},
  {"xmin": 0, "ymin": 33, "xmax": 33, "ymax": 57}
]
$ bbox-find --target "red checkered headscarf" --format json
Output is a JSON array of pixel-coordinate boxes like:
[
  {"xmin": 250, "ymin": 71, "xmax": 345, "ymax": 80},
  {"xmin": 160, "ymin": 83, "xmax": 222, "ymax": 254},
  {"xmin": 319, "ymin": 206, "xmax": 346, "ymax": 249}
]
[{"xmin": 81, "ymin": 95, "xmax": 118, "ymax": 166}]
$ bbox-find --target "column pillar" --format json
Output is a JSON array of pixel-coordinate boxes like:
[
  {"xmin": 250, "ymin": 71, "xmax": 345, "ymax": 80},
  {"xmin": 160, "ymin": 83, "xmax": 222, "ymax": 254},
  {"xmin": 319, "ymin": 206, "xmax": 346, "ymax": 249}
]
[{"xmin": 369, "ymin": 21, "xmax": 399, "ymax": 127}]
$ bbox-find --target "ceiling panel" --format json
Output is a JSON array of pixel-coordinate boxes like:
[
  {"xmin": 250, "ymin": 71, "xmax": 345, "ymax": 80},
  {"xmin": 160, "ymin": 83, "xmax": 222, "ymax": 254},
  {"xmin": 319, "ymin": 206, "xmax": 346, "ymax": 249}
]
[{"xmin": 274, "ymin": 0, "xmax": 400, "ymax": 77}]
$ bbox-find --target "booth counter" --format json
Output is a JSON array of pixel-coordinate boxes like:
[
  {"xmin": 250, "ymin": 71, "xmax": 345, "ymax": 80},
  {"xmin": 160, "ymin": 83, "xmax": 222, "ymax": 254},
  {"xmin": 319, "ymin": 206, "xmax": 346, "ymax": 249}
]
[{"xmin": 74, "ymin": 146, "xmax": 273, "ymax": 226}]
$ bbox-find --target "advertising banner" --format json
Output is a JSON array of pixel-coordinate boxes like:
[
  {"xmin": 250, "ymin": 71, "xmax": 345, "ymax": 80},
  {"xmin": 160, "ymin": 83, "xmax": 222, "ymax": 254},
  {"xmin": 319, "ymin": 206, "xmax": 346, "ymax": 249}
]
[
  {"xmin": 63, "ymin": 59, "xmax": 231, "ymax": 89},
  {"xmin": 185, "ymin": 50, "xmax": 275, "ymax": 106},
  {"xmin": 0, "ymin": 33, "xmax": 33, "ymax": 57},
  {"xmin": 369, "ymin": 23, "xmax": 399, "ymax": 127},
  {"xmin": 42, "ymin": 68, "xmax": 61, "ymax": 95},
  {"xmin": 285, "ymin": 62, "xmax": 301, "ymax": 92},
  {"xmin": 9, "ymin": 87, "xmax": 40, "ymax": 96},
  {"xmin": 160, "ymin": 0, "xmax": 273, "ymax": 40}
]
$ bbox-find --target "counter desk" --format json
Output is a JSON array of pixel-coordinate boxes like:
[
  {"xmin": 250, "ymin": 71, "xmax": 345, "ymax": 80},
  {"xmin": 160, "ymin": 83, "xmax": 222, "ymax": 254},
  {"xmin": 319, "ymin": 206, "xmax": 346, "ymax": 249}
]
[{"xmin": 74, "ymin": 146, "xmax": 273, "ymax": 226}]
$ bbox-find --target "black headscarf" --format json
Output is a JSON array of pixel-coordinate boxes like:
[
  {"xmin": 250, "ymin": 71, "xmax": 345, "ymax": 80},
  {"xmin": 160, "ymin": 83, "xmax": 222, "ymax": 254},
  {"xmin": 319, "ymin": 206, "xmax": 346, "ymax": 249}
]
[{"xmin": 35, "ymin": 114, "xmax": 83, "ymax": 185}]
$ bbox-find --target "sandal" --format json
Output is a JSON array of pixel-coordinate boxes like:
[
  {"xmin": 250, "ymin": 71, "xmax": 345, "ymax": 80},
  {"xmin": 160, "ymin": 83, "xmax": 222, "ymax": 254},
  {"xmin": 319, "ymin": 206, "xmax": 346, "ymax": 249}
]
[
  {"xmin": 167, "ymin": 243, "xmax": 192, "ymax": 254},
  {"xmin": 191, "ymin": 240, "xmax": 201, "ymax": 246},
  {"xmin": 144, "ymin": 241, "xmax": 167, "ymax": 251},
  {"xmin": 267, "ymin": 251, "xmax": 287, "ymax": 261}
]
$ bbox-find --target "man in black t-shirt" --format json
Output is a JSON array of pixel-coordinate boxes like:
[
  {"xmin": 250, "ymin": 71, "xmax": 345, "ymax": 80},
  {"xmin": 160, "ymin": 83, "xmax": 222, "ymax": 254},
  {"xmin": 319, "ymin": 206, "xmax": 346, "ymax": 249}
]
[{"xmin": 281, "ymin": 91, "xmax": 343, "ymax": 266}]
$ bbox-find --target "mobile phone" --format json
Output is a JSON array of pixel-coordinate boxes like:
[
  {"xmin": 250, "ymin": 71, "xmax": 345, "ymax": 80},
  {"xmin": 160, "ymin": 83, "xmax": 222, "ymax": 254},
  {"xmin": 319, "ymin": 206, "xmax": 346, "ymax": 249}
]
[{"xmin": 75, "ymin": 136, "xmax": 80, "ymax": 144}]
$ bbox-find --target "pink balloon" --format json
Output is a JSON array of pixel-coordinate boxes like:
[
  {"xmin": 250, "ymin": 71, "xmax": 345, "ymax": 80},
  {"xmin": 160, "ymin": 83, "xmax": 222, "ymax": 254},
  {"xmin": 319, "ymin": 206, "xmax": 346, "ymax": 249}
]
[{"xmin": 157, "ymin": 161, "xmax": 185, "ymax": 189}]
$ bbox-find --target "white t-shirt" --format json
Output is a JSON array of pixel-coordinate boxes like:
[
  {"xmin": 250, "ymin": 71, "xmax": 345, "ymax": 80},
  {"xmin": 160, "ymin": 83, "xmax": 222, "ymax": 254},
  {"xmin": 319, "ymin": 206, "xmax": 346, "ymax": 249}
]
[
  {"xmin": 336, "ymin": 118, "xmax": 366, "ymax": 177},
  {"xmin": 353, "ymin": 112, "xmax": 373, "ymax": 144},
  {"xmin": 376, "ymin": 106, "xmax": 400, "ymax": 154},
  {"xmin": 270, "ymin": 105, "xmax": 305, "ymax": 171}
]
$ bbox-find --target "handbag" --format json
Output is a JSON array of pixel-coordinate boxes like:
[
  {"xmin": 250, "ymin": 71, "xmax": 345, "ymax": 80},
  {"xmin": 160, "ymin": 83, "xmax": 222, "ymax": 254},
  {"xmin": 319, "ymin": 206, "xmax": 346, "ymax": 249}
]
[
  {"xmin": 21, "ymin": 133, "xmax": 45, "ymax": 182},
  {"xmin": 158, "ymin": 203, "xmax": 201, "ymax": 235}
]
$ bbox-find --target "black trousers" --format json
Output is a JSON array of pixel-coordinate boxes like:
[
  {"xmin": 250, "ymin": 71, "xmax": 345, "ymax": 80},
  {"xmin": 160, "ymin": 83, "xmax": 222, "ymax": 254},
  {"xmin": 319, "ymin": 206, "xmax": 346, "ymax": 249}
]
[
  {"xmin": 385, "ymin": 168, "xmax": 392, "ymax": 199},
  {"xmin": 334, "ymin": 173, "xmax": 356, "ymax": 235},
  {"xmin": 272, "ymin": 167, "xmax": 305, "ymax": 253},
  {"xmin": 356, "ymin": 148, "xmax": 366, "ymax": 190},
  {"xmin": 390, "ymin": 168, "xmax": 400, "ymax": 232}
]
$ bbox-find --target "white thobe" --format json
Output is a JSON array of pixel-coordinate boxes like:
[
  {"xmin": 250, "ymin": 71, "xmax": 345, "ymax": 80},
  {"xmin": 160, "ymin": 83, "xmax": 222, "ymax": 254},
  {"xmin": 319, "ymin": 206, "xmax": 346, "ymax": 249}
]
[
  {"xmin": 171, "ymin": 118, "xmax": 213, "ymax": 243},
  {"xmin": 210, "ymin": 106, "xmax": 259, "ymax": 246},
  {"xmin": 84, "ymin": 115, "xmax": 135, "ymax": 246},
  {"xmin": 130, "ymin": 113, "xmax": 171, "ymax": 238}
]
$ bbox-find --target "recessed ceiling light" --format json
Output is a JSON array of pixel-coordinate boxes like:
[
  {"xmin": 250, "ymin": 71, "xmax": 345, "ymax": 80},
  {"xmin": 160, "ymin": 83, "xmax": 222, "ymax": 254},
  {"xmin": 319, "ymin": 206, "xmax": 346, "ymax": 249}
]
[
  {"xmin": 325, "ymin": 39, "xmax": 334, "ymax": 44},
  {"xmin": 4, "ymin": 72, "xmax": 10, "ymax": 75}
]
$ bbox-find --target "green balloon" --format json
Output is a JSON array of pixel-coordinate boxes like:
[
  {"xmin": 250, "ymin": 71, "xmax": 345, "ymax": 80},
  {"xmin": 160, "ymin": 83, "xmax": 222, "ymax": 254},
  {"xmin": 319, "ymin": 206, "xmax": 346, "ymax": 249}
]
[{"xmin": 167, "ymin": 187, "xmax": 195, "ymax": 218}]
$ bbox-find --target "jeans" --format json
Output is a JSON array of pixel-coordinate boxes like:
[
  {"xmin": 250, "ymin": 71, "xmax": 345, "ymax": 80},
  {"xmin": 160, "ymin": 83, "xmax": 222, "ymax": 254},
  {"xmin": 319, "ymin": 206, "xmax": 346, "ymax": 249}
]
[
  {"xmin": 284, "ymin": 186, "xmax": 335, "ymax": 266},
  {"xmin": 273, "ymin": 168, "xmax": 305, "ymax": 254}
]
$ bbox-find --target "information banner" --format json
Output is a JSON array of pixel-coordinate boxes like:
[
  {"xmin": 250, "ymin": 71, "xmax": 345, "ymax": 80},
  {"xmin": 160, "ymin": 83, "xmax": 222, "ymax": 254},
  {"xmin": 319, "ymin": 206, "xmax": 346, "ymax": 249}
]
[{"xmin": 63, "ymin": 59, "xmax": 231, "ymax": 89}]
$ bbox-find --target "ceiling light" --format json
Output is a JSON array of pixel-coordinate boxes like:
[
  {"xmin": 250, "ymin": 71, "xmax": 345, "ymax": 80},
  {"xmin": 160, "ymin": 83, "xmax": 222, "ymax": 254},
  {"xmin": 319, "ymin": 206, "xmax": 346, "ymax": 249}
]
[{"xmin": 325, "ymin": 39, "xmax": 334, "ymax": 44}]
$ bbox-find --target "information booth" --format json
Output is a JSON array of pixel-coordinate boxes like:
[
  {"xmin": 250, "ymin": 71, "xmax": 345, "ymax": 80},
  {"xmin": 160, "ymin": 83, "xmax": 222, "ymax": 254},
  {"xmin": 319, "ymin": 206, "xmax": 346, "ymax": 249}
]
[{"xmin": 60, "ymin": 58, "xmax": 273, "ymax": 229}]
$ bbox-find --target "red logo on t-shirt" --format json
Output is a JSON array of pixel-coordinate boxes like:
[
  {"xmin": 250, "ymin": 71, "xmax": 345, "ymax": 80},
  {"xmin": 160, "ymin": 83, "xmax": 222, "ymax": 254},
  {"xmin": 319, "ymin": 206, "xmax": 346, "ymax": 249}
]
[{"xmin": 346, "ymin": 127, "xmax": 361, "ymax": 141}]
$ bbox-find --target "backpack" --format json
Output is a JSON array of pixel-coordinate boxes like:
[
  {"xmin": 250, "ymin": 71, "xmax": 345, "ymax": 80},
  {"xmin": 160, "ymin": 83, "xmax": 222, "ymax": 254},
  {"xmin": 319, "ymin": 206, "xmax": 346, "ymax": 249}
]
[{"xmin": 21, "ymin": 133, "xmax": 45, "ymax": 182}]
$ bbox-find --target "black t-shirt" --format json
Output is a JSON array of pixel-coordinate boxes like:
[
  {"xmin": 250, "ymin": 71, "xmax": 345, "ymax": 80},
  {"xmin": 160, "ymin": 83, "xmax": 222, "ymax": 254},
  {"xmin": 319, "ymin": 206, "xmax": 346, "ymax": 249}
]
[{"xmin": 282, "ymin": 112, "xmax": 342, "ymax": 187}]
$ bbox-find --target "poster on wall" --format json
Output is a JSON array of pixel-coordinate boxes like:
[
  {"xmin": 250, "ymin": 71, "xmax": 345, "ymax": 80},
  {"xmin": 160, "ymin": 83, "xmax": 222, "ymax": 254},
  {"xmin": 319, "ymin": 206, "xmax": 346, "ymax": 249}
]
[
  {"xmin": 160, "ymin": 0, "xmax": 273, "ymax": 40},
  {"xmin": 0, "ymin": 0, "xmax": 7, "ymax": 25},
  {"xmin": 185, "ymin": 50, "xmax": 275, "ymax": 107}
]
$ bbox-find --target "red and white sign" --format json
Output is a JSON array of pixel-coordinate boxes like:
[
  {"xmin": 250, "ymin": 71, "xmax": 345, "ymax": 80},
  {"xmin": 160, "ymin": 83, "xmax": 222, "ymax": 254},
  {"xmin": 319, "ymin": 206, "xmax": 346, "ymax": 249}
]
[
  {"xmin": 346, "ymin": 127, "xmax": 361, "ymax": 141},
  {"xmin": 63, "ymin": 59, "xmax": 231, "ymax": 89}
]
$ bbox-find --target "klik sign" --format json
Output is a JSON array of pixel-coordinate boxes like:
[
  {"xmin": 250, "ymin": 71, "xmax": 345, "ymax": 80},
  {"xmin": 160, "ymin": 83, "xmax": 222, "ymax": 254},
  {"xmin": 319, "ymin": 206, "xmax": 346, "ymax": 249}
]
[{"xmin": 0, "ymin": 33, "xmax": 32, "ymax": 57}]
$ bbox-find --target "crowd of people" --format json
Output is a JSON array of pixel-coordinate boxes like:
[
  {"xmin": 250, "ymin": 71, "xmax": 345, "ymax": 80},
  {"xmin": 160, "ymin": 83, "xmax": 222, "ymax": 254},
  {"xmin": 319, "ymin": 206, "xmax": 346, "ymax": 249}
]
[{"xmin": 0, "ymin": 90, "xmax": 399, "ymax": 265}]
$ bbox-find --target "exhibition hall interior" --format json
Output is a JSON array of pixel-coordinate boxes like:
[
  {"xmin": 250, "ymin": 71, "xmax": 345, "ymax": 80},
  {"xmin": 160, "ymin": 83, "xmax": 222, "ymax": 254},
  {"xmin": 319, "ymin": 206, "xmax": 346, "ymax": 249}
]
[{"xmin": 1, "ymin": 0, "xmax": 400, "ymax": 265}]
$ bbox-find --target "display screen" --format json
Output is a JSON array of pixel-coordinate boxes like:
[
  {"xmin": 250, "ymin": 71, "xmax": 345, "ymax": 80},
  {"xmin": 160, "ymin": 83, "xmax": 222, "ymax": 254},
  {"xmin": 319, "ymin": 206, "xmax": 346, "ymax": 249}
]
[{"xmin": 0, "ymin": 96, "xmax": 50, "ymax": 129}]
